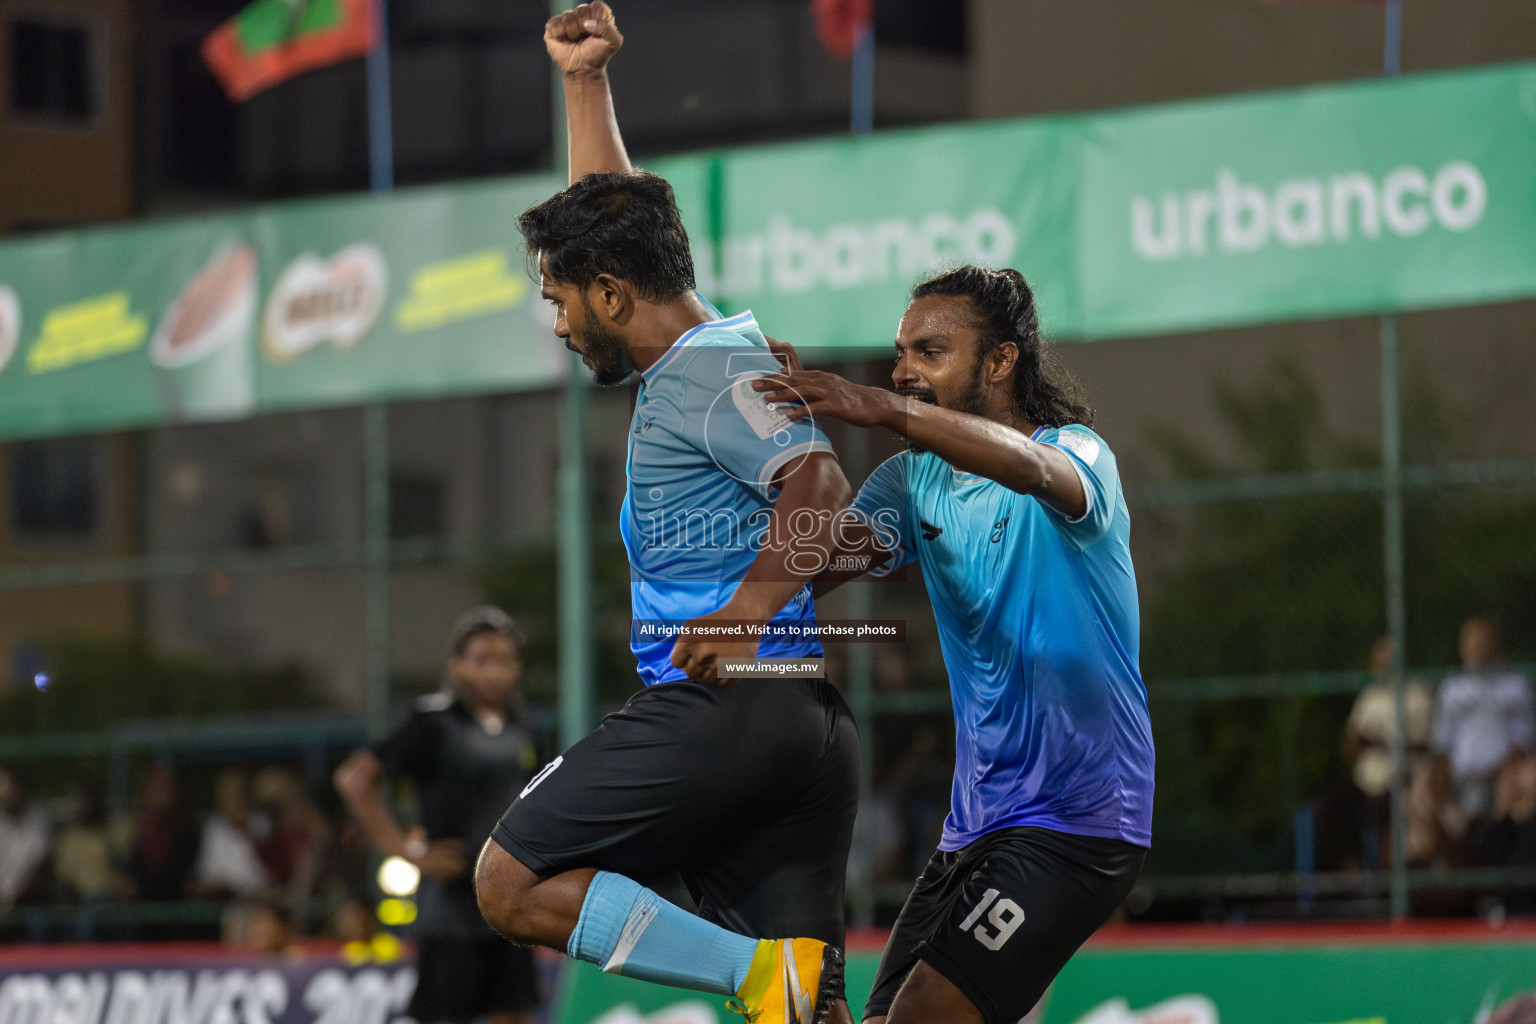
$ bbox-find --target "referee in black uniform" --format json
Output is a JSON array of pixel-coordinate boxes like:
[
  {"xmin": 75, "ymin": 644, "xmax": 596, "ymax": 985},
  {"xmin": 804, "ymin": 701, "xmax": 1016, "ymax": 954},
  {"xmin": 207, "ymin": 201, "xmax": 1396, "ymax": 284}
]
[{"xmin": 336, "ymin": 607, "xmax": 542, "ymax": 1024}]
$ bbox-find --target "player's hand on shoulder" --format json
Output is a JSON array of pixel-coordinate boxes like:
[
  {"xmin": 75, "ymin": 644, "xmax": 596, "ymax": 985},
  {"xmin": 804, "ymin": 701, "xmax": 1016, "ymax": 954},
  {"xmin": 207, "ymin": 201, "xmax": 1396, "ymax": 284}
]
[
  {"xmin": 752, "ymin": 369, "xmax": 895, "ymax": 429},
  {"xmin": 545, "ymin": 2, "xmax": 623, "ymax": 78},
  {"xmin": 765, "ymin": 336, "xmax": 805, "ymax": 373}
]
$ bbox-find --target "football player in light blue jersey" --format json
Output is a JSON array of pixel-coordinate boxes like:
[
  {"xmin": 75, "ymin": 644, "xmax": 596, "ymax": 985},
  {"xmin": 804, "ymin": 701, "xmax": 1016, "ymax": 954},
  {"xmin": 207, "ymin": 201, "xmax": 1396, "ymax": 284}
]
[
  {"xmin": 476, "ymin": 7, "xmax": 860, "ymax": 1024},
  {"xmin": 621, "ymin": 309, "xmax": 835, "ymax": 685},
  {"xmin": 755, "ymin": 267, "xmax": 1155, "ymax": 1024}
]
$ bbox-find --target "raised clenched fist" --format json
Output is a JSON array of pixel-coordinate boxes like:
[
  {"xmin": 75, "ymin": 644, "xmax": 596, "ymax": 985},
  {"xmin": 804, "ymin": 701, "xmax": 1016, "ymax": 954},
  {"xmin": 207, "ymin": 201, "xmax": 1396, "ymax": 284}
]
[{"xmin": 544, "ymin": 1, "xmax": 623, "ymax": 78}]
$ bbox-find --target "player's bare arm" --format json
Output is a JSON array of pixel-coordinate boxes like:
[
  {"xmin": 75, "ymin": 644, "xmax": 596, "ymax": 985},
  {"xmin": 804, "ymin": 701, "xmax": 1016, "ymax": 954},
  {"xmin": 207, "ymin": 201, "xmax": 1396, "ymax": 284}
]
[
  {"xmin": 671, "ymin": 451, "xmax": 852, "ymax": 683},
  {"xmin": 754, "ymin": 369, "xmax": 1088, "ymax": 519},
  {"xmin": 755, "ymin": 336, "xmax": 899, "ymax": 598},
  {"xmin": 810, "ymin": 512, "xmax": 893, "ymax": 598},
  {"xmin": 544, "ymin": 2, "xmax": 630, "ymax": 184}
]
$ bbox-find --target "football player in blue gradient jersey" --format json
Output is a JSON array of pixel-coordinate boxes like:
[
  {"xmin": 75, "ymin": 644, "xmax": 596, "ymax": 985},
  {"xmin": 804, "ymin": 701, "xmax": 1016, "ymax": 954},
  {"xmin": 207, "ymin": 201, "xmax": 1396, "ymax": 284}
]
[
  {"xmin": 756, "ymin": 266, "xmax": 1154, "ymax": 1024},
  {"xmin": 474, "ymin": 7, "xmax": 860, "ymax": 1024}
]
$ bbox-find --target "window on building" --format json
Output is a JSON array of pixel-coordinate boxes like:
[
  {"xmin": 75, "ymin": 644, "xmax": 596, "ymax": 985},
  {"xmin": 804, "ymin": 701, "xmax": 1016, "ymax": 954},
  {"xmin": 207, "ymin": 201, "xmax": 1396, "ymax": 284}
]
[
  {"xmin": 155, "ymin": 41, "xmax": 239, "ymax": 190},
  {"xmin": 389, "ymin": 475, "xmax": 447, "ymax": 539},
  {"xmin": 10, "ymin": 438, "xmax": 103, "ymax": 543},
  {"xmin": 9, "ymin": 16, "xmax": 99, "ymax": 125},
  {"xmin": 876, "ymin": 0, "xmax": 967, "ymax": 55}
]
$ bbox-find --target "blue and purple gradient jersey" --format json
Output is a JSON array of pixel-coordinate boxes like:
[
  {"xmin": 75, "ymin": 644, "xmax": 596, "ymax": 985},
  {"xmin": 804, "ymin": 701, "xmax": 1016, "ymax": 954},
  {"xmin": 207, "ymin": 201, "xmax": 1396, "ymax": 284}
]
[{"xmin": 850, "ymin": 425, "xmax": 1154, "ymax": 849}]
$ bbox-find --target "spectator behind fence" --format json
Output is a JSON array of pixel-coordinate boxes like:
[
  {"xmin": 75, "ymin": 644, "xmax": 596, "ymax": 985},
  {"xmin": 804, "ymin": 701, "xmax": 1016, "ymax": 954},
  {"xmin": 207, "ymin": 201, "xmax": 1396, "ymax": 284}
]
[
  {"xmin": 1474, "ymin": 749, "xmax": 1536, "ymax": 915},
  {"xmin": 252, "ymin": 767, "xmax": 331, "ymax": 907},
  {"xmin": 1408, "ymin": 756, "xmax": 1470, "ymax": 866},
  {"xmin": 1312, "ymin": 636, "xmax": 1433, "ymax": 872},
  {"xmin": 849, "ymin": 651, "xmax": 921, "ymax": 897},
  {"xmin": 51, "ymin": 783, "xmax": 127, "ymax": 903},
  {"xmin": 870, "ymin": 648, "xmax": 952, "ymax": 881},
  {"xmin": 0, "ymin": 768, "xmax": 50, "ymax": 907},
  {"xmin": 191, "ymin": 768, "xmax": 272, "ymax": 898},
  {"xmin": 332, "ymin": 895, "xmax": 376, "ymax": 947},
  {"xmin": 1347, "ymin": 636, "xmax": 1434, "ymax": 802},
  {"xmin": 1405, "ymin": 754, "xmax": 1474, "ymax": 914},
  {"xmin": 1432, "ymin": 617, "xmax": 1536, "ymax": 819},
  {"xmin": 230, "ymin": 895, "xmax": 301, "ymax": 959},
  {"xmin": 126, "ymin": 764, "xmax": 199, "ymax": 901},
  {"xmin": 332, "ymin": 895, "xmax": 403, "ymax": 964}
]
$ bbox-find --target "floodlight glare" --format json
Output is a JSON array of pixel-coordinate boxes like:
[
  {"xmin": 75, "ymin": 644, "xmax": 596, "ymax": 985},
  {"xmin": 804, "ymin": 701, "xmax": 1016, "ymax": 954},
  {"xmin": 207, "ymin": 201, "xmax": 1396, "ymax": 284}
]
[{"xmin": 377, "ymin": 856, "xmax": 420, "ymax": 897}]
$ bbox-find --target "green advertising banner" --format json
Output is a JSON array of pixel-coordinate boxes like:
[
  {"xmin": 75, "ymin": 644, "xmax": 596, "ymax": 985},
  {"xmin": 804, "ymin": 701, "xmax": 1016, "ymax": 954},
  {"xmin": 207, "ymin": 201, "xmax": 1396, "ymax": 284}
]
[
  {"xmin": 1045, "ymin": 936, "xmax": 1536, "ymax": 1024},
  {"xmin": 250, "ymin": 178, "xmax": 570, "ymax": 414},
  {"xmin": 0, "ymin": 215, "xmax": 247, "ymax": 439},
  {"xmin": 656, "ymin": 114, "xmax": 1081, "ymax": 347},
  {"xmin": 550, "ymin": 934, "xmax": 1536, "ymax": 1024},
  {"xmin": 0, "ymin": 176, "xmax": 568, "ymax": 440},
  {"xmin": 3, "ymin": 62, "xmax": 1536, "ymax": 439},
  {"xmin": 1074, "ymin": 62, "xmax": 1536, "ymax": 337}
]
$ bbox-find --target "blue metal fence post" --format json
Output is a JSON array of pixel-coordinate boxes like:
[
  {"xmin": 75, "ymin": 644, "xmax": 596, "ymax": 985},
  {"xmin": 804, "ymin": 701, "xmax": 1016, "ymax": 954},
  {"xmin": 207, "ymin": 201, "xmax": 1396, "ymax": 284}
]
[{"xmin": 366, "ymin": 0, "xmax": 394, "ymax": 193}]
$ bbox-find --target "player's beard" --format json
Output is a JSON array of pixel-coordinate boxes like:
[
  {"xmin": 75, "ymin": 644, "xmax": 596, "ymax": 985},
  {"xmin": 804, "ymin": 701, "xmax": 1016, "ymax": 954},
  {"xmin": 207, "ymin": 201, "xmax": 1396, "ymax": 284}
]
[
  {"xmin": 573, "ymin": 299, "xmax": 636, "ymax": 386},
  {"xmin": 899, "ymin": 361, "xmax": 988, "ymax": 454}
]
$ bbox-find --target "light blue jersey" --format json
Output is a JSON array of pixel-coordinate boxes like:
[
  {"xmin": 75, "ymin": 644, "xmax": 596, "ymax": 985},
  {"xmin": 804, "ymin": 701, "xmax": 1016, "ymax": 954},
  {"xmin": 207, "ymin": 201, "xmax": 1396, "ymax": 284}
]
[
  {"xmin": 850, "ymin": 425, "xmax": 1154, "ymax": 849},
  {"xmin": 623, "ymin": 309, "xmax": 834, "ymax": 686}
]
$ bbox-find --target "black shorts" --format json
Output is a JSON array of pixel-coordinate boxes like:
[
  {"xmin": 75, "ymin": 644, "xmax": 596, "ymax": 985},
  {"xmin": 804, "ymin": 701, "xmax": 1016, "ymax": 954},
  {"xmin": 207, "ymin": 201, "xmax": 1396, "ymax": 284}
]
[
  {"xmin": 409, "ymin": 934, "xmax": 540, "ymax": 1022},
  {"xmin": 864, "ymin": 826, "xmax": 1145, "ymax": 1024},
  {"xmin": 492, "ymin": 677, "xmax": 860, "ymax": 948}
]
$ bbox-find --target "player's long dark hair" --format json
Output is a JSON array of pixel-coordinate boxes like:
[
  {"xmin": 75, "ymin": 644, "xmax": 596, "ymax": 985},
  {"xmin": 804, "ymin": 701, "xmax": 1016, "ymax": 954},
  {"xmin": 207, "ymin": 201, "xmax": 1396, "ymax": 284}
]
[
  {"xmin": 911, "ymin": 266, "xmax": 1094, "ymax": 428},
  {"xmin": 519, "ymin": 170, "xmax": 696, "ymax": 302}
]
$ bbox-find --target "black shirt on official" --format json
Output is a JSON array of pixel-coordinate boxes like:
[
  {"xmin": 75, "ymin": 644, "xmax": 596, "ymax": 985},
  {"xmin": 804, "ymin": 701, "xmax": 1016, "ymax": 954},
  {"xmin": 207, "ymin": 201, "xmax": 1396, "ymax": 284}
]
[{"xmin": 372, "ymin": 692, "xmax": 539, "ymax": 937}]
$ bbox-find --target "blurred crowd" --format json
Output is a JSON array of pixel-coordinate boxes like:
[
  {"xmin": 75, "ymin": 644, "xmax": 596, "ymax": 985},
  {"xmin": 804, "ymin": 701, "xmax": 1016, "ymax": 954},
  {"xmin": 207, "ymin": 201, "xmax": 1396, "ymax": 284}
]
[
  {"xmin": 0, "ymin": 760, "xmax": 377, "ymax": 944},
  {"xmin": 846, "ymin": 649, "xmax": 954, "ymax": 916},
  {"xmin": 0, "ymin": 652, "xmax": 962, "ymax": 941},
  {"xmin": 1320, "ymin": 616, "xmax": 1536, "ymax": 915},
  {"xmin": 2, "ymin": 616, "xmax": 1532, "ymax": 938}
]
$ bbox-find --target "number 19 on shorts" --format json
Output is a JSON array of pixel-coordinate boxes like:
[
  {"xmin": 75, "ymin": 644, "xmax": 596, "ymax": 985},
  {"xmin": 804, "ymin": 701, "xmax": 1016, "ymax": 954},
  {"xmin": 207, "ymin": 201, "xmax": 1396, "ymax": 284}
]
[{"xmin": 958, "ymin": 888, "xmax": 1025, "ymax": 950}]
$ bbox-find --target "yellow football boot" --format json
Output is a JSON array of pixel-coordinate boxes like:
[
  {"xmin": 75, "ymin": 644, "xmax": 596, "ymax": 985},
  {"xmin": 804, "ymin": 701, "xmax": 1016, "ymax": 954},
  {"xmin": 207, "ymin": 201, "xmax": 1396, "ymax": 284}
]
[{"xmin": 726, "ymin": 937, "xmax": 844, "ymax": 1024}]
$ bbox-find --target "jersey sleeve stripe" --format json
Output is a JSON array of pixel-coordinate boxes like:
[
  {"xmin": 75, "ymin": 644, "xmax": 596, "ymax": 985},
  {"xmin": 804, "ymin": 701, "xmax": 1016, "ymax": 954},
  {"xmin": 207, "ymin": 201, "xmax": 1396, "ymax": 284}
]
[
  {"xmin": 642, "ymin": 311, "xmax": 759, "ymax": 381},
  {"xmin": 1040, "ymin": 443, "xmax": 1096, "ymax": 525},
  {"xmin": 755, "ymin": 439, "xmax": 834, "ymax": 498}
]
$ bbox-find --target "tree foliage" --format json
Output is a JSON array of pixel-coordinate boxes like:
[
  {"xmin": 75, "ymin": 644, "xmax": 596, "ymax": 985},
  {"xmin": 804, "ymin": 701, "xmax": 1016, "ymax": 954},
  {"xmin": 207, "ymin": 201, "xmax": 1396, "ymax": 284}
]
[
  {"xmin": 1138, "ymin": 353, "xmax": 1536, "ymax": 874},
  {"xmin": 476, "ymin": 539, "xmax": 638, "ymax": 711}
]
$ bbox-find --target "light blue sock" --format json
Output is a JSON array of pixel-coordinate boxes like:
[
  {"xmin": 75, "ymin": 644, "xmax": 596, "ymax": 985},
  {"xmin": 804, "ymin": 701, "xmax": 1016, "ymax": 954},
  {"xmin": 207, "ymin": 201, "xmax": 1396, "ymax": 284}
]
[{"xmin": 567, "ymin": 871, "xmax": 760, "ymax": 995}]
